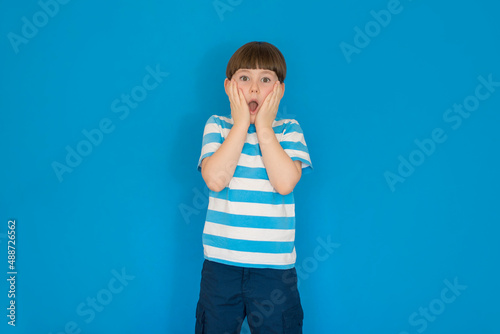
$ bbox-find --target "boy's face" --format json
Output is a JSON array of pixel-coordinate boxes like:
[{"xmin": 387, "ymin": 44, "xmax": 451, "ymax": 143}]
[{"xmin": 224, "ymin": 68, "xmax": 285, "ymax": 124}]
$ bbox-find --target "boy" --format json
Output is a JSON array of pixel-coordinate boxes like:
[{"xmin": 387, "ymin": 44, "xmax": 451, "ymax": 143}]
[{"xmin": 195, "ymin": 41, "xmax": 312, "ymax": 333}]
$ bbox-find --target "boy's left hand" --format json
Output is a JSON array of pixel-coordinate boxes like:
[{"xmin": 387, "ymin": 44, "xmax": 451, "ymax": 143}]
[{"xmin": 255, "ymin": 81, "xmax": 283, "ymax": 130}]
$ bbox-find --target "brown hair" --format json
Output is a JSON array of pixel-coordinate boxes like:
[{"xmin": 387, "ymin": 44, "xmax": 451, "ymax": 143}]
[{"xmin": 226, "ymin": 41, "xmax": 287, "ymax": 83}]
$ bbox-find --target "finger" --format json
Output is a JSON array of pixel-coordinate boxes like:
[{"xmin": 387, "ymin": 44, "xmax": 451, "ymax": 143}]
[
  {"xmin": 235, "ymin": 85, "xmax": 248, "ymax": 110},
  {"xmin": 230, "ymin": 80, "xmax": 238, "ymax": 105},
  {"xmin": 260, "ymin": 91, "xmax": 272, "ymax": 110},
  {"xmin": 275, "ymin": 81, "xmax": 281, "ymax": 96},
  {"xmin": 233, "ymin": 80, "xmax": 243, "ymax": 107},
  {"xmin": 273, "ymin": 81, "xmax": 282, "ymax": 105},
  {"xmin": 271, "ymin": 80, "xmax": 279, "ymax": 96},
  {"xmin": 237, "ymin": 86, "xmax": 246, "ymax": 106},
  {"xmin": 264, "ymin": 82, "xmax": 278, "ymax": 108},
  {"xmin": 276, "ymin": 81, "xmax": 281, "ymax": 96},
  {"xmin": 267, "ymin": 84, "xmax": 280, "ymax": 113}
]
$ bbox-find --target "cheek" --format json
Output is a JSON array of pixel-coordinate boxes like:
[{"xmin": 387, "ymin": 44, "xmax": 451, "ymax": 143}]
[
  {"xmin": 235, "ymin": 82, "xmax": 250, "ymax": 99},
  {"xmin": 262, "ymin": 86, "xmax": 275, "ymax": 99}
]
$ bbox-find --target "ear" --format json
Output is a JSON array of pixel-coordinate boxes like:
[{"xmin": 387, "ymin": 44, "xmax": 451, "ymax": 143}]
[{"xmin": 224, "ymin": 78, "xmax": 230, "ymax": 96}]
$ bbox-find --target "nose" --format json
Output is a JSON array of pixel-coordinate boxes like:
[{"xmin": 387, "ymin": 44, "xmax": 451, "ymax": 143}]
[{"xmin": 250, "ymin": 82, "xmax": 259, "ymax": 93}]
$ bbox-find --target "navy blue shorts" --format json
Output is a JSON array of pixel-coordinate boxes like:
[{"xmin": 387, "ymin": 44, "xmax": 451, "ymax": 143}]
[{"xmin": 195, "ymin": 259, "xmax": 303, "ymax": 334}]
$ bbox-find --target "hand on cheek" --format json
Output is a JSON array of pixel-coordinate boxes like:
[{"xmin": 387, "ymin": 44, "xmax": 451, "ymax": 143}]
[
  {"xmin": 255, "ymin": 81, "xmax": 282, "ymax": 130},
  {"xmin": 227, "ymin": 79, "xmax": 250, "ymax": 129}
]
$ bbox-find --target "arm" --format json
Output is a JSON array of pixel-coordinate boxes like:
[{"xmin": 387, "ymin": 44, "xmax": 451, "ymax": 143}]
[
  {"xmin": 255, "ymin": 81, "xmax": 302, "ymax": 195},
  {"xmin": 201, "ymin": 79, "xmax": 250, "ymax": 192},
  {"xmin": 201, "ymin": 124, "xmax": 247, "ymax": 192},
  {"xmin": 256, "ymin": 127, "xmax": 302, "ymax": 195}
]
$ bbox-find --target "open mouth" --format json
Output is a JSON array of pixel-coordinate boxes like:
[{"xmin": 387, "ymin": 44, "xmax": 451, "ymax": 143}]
[{"xmin": 248, "ymin": 101, "xmax": 259, "ymax": 113}]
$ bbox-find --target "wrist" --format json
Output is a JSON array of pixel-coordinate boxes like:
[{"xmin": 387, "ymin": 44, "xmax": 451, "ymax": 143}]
[
  {"xmin": 231, "ymin": 122, "xmax": 249, "ymax": 134},
  {"xmin": 255, "ymin": 115, "xmax": 275, "ymax": 132},
  {"xmin": 255, "ymin": 123, "xmax": 273, "ymax": 132},
  {"xmin": 256, "ymin": 125, "xmax": 276, "ymax": 144}
]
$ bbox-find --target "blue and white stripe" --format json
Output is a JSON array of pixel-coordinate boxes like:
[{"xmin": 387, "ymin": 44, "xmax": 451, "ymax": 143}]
[{"xmin": 198, "ymin": 114, "xmax": 312, "ymax": 269}]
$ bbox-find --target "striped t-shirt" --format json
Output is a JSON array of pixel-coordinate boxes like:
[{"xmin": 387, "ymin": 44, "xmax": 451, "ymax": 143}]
[{"xmin": 197, "ymin": 115, "xmax": 313, "ymax": 269}]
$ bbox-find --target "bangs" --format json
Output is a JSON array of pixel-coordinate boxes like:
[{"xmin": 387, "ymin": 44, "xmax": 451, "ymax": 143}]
[{"xmin": 226, "ymin": 42, "xmax": 286, "ymax": 83}]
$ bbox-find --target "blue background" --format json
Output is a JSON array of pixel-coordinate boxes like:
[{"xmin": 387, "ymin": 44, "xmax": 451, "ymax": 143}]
[{"xmin": 1, "ymin": 0, "xmax": 499, "ymax": 333}]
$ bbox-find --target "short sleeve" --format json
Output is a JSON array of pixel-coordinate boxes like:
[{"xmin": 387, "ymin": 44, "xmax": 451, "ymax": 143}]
[
  {"xmin": 279, "ymin": 120, "xmax": 313, "ymax": 174},
  {"xmin": 197, "ymin": 115, "xmax": 224, "ymax": 172}
]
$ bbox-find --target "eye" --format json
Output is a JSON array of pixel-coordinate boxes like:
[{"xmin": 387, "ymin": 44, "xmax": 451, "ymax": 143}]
[
  {"xmin": 239, "ymin": 75, "xmax": 249, "ymax": 81},
  {"xmin": 261, "ymin": 77, "xmax": 271, "ymax": 83}
]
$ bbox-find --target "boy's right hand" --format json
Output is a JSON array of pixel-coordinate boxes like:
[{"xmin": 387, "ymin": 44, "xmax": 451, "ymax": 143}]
[{"xmin": 225, "ymin": 79, "xmax": 250, "ymax": 130}]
